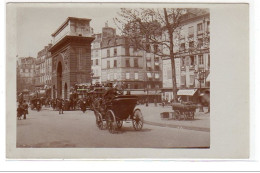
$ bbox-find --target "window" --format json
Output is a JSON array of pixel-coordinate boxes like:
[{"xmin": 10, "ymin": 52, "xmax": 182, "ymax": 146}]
[
  {"xmin": 126, "ymin": 72, "xmax": 130, "ymax": 80},
  {"xmin": 146, "ymin": 44, "xmax": 150, "ymax": 53},
  {"xmin": 134, "ymin": 58, "xmax": 138, "ymax": 68},
  {"xmin": 181, "ymin": 75, "xmax": 186, "ymax": 85},
  {"xmin": 114, "ymin": 60, "xmax": 117, "ymax": 68},
  {"xmin": 134, "ymin": 84, "xmax": 138, "ymax": 89},
  {"xmin": 107, "ymin": 60, "xmax": 110, "ymax": 68},
  {"xmin": 114, "ymin": 73, "xmax": 117, "ymax": 80},
  {"xmin": 125, "ymin": 46, "xmax": 130, "ymax": 56},
  {"xmin": 107, "ymin": 74, "xmax": 110, "ymax": 80},
  {"xmin": 190, "ymin": 75, "xmax": 195, "ymax": 85},
  {"xmin": 154, "ymin": 45, "xmax": 158, "ymax": 53},
  {"xmin": 181, "ymin": 58, "xmax": 185, "ymax": 67},
  {"xmin": 107, "ymin": 49, "xmax": 110, "ymax": 57},
  {"xmin": 189, "ymin": 41, "xmax": 194, "ymax": 48},
  {"xmin": 95, "ymin": 59, "xmax": 98, "ymax": 65},
  {"xmin": 188, "ymin": 26, "xmax": 194, "ymax": 36},
  {"xmin": 197, "ymin": 38, "xmax": 203, "ymax": 49},
  {"xmin": 114, "ymin": 48, "xmax": 117, "ymax": 56},
  {"xmin": 91, "ymin": 60, "xmax": 93, "ymax": 66},
  {"xmin": 207, "ymin": 21, "xmax": 210, "ymax": 32},
  {"xmin": 198, "ymin": 55, "xmax": 204, "ymax": 65},
  {"xmin": 134, "ymin": 73, "xmax": 138, "ymax": 80},
  {"xmin": 126, "ymin": 59, "xmax": 130, "ymax": 67},
  {"xmin": 208, "ymin": 55, "xmax": 210, "ymax": 67},
  {"xmin": 197, "ymin": 23, "xmax": 203, "ymax": 32},
  {"xmin": 180, "ymin": 43, "xmax": 185, "ymax": 51},
  {"xmin": 190, "ymin": 56, "xmax": 194, "ymax": 66},
  {"xmin": 155, "ymin": 73, "xmax": 159, "ymax": 79}
]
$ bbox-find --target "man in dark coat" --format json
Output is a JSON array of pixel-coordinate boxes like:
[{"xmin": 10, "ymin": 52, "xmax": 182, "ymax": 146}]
[
  {"xmin": 57, "ymin": 98, "xmax": 64, "ymax": 114},
  {"xmin": 22, "ymin": 100, "xmax": 29, "ymax": 119}
]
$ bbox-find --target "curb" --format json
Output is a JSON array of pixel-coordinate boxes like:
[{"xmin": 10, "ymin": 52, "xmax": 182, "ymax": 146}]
[{"xmin": 144, "ymin": 120, "xmax": 210, "ymax": 132}]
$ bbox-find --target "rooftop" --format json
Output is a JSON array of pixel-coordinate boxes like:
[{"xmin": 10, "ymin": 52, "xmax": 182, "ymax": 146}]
[{"xmin": 51, "ymin": 17, "xmax": 91, "ymax": 37}]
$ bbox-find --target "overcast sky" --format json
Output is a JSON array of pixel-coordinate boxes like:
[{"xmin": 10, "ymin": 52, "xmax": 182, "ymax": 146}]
[{"xmin": 16, "ymin": 4, "xmax": 120, "ymax": 58}]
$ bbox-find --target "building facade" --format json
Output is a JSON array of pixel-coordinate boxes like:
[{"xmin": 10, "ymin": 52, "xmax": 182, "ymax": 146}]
[
  {"xmin": 101, "ymin": 36, "xmax": 145, "ymax": 89},
  {"xmin": 50, "ymin": 17, "xmax": 94, "ymax": 99},
  {"xmin": 16, "ymin": 57, "xmax": 35, "ymax": 94},
  {"xmin": 35, "ymin": 44, "xmax": 52, "ymax": 98},
  {"xmin": 162, "ymin": 9, "xmax": 210, "ymax": 102},
  {"xmin": 91, "ymin": 33, "xmax": 102, "ymax": 84}
]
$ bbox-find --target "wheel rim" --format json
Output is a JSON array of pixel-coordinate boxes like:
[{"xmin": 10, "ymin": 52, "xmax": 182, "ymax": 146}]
[
  {"xmin": 132, "ymin": 109, "xmax": 143, "ymax": 131},
  {"xmin": 95, "ymin": 112, "xmax": 103, "ymax": 129},
  {"xmin": 106, "ymin": 110, "xmax": 116, "ymax": 133}
]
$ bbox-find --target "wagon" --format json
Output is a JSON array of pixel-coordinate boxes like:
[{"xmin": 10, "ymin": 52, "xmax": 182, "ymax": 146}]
[
  {"xmin": 172, "ymin": 102, "xmax": 197, "ymax": 120},
  {"xmin": 94, "ymin": 95, "xmax": 144, "ymax": 133}
]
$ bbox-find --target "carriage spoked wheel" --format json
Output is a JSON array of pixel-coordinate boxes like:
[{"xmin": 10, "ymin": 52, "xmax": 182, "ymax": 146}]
[
  {"xmin": 106, "ymin": 110, "xmax": 116, "ymax": 134},
  {"xmin": 116, "ymin": 120, "xmax": 123, "ymax": 129},
  {"xmin": 132, "ymin": 109, "xmax": 144, "ymax": 131},
  {"xmin": 190, "ymin": 112, "xmax": 195, "ymax": 120},
  {"xmin": 95, "ymin": 111, "xmax": 104, "ymax": 130}
]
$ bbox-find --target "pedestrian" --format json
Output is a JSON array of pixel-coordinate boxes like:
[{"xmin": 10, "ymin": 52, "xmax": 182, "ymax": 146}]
[
  {"xmin": 17, "ymin": 104, "xmax": 23, "ymax": 120},
  {"xmin": 58, "ymin": 98, "xmax": 64, "ymax": 114},
  {"xmin": 22, "ymin": 100, "xmax": 29, "ymax": 119}
]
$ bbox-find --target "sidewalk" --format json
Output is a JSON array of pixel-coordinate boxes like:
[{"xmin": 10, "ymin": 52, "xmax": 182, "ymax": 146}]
[{"xmin": 138, "ymin": 104, "xmax": 210, "ymax": 132}]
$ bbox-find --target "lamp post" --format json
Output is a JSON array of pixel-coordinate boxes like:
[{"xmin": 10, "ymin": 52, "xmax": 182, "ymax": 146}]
[{"xmin": 195, "ymin": 69, "xmax": 205, "ymax": 112}]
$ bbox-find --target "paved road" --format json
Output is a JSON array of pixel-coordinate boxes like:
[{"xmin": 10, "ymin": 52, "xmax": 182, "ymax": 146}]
[{"xmin": 17, "ymin": 108, "xmax": 210, "ymax": 148}]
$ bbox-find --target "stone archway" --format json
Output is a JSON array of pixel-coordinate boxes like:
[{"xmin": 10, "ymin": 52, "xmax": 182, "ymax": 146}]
[{"xmin": 57, "ymin": 61, "xmax": 62, "ymax": 99}]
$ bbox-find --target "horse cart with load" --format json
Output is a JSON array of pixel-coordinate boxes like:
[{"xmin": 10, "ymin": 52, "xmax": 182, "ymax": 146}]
[{"xmin": 172, "ymin": 102, "xmax": 197, "ymax": 120}]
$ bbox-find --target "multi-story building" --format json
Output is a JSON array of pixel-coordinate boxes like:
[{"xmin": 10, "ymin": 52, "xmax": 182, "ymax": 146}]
[
  {"xmin": 101, "ymin": 35, "xmax": 145, "ymax": 89},
  {"xmin": 98, "ymin": 23, "xmax": 163, "ymax": 102},
  {"xmin": 35, "ymin": 44, "xmax": 52, "ymax": 98},
  {"xmin": 16, "ymin": 57, "xmax": 35, "ymax": 94},
  {"xmin": 91, "ymin": 33, "xmax": 102, "ymax": 84},
  {"xmin": 143, "ymin": 47, "xmax": 163, "ymax": 102},
  {"xmin": 162, "ymin": 9, "xmax": 210, "ymax": 102}
]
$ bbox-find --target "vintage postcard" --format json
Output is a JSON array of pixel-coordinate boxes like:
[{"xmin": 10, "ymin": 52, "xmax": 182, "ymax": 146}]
[{"xmin": 6, "ymin": 2, "xmax": 249, "ymax": 159}]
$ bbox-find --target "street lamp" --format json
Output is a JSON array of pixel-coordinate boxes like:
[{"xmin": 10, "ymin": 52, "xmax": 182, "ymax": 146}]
[{"xmin": 194, "ymin": 69, "xmax": 205, "ymax": 112}]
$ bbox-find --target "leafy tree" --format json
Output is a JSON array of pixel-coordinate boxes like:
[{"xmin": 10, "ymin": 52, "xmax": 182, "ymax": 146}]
[{"xmin": 114, "ymin": 8, "xmax": 186, "ymax": 102}]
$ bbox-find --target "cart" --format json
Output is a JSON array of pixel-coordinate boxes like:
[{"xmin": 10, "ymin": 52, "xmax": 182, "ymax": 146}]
[
  {"xmin": 172, "ymin": 102, "xmax": 197, "ymax": 120},
  {"xmin": 94, "ymin": 95, "xmax": 144, "ymax": 134}
]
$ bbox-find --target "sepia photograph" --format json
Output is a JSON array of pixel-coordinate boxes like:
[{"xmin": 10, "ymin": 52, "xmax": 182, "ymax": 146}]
[
  {"xmin": 6, "ymin": 2, "xmax": 249, "ymax": 159},
  {"xmin": 14, "ymin": 5, "xmax": 210, "ymax": 148}
]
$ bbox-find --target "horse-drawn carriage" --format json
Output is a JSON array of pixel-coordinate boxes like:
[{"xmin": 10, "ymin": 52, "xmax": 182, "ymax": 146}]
[
  {"xmin": 92, "ymin": 88, "xmax": 144, "ymax": 134},
  {"xmin": 30, "ymin": 98, "xmax": 41, "ymax": 111},
  {"xmin": 172, "ymin": 102, "xmax": 197, "ymax": 120}
]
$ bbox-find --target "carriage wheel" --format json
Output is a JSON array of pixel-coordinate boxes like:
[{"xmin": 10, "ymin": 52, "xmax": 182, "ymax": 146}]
[
  {"xmin": 95, "ymin": 111, "xmax": 104, "ymax": 130},
  {"xmin": 184, "ymin": 112, "xmax": 189, "ymax": 120},
  {"xmin": 177, "ymin": 111, "xmax": 182, "ymax": 121},
  {"xmin": 191, "ymin": 112, "xmax": 195, "ymax": 120},
  {"xmin": 132, "ymin": 109, "xmax": 144, "ymax": 131},
  {"xmin": 106, "ymin": 110, "xmax": 116, "ymax": 134},
  {"xmin": 116, "ymin": 120, "xmax": 123, "ymax": 129}
]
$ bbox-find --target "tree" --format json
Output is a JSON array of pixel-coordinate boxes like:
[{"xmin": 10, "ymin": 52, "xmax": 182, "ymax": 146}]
[{"xmin": 114, "ymin": 8, "xmax": 188, "ymax": 102}]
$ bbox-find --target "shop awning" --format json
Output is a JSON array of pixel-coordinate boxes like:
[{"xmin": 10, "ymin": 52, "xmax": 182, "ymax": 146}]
[
  {"xmin": 206, "ymin": 73, "xmax": 210, "ymax": 82},
  {"xmin": 177, "ymin": 89, "xmax": 197, "ymax": 96}
]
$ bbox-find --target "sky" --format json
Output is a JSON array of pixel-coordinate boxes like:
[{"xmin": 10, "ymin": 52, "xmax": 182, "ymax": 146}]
[{"xmin": 16, "ymin": 4, "xmax": 121, "ymax": 58}]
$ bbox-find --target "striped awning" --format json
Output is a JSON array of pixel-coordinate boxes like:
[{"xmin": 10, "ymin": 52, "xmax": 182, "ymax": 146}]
[{"xmin": 177, "ymin": 89, "xmax": 197, "ymax": 96}]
